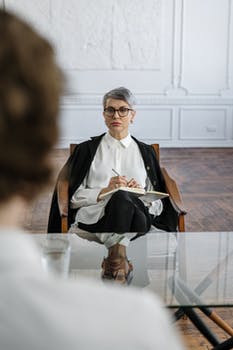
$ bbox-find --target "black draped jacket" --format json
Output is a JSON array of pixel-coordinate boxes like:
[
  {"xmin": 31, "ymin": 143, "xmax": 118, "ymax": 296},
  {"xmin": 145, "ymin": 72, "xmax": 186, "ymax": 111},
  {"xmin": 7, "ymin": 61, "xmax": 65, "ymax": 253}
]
[{"xmin": 47, "ymin": 134, "xmax": 178, "ymax": 233}]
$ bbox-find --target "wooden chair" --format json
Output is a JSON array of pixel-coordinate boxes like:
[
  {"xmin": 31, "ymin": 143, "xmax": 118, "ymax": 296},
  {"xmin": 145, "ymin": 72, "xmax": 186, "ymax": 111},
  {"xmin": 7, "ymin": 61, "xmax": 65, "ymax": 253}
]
[{"xmin": 57, "ymin": 143, "xmax": 187, "ymax": 233}]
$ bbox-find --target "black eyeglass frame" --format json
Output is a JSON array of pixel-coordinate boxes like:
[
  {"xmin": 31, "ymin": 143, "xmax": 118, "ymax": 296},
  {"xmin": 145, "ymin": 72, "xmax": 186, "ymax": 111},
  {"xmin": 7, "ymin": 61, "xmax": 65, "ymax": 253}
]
[{"xmin": 103, "ymin": 106, "xmax": 134, "ymax": 118}]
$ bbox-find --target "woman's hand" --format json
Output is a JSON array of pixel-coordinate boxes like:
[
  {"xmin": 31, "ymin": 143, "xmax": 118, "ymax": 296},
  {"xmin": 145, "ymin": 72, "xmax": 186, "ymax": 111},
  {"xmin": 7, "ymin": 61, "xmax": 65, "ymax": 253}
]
[
  {"xmin": 108, "ymin": 175, "xmax": 128, "ymax": 189},
  {"xmin": 127, "ymin": 178, "xmax": 142, "ymax": 188},
  {"xmin": 97, "ymin": 176, "xmax": 127, "ymax": 201}
]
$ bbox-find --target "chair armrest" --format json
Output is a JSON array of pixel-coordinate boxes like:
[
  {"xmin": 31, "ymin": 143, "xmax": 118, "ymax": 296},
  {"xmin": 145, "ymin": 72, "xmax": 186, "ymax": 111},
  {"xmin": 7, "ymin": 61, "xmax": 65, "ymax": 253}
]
[
  {"xmin": 57, "ymin": 179, "xmax": 69, "ymax": 218},
  {"xmin": 161, "ymin": 167, "xmax": 187, "ymax": 215},
  {"xmin": 57, "ymin": 179, "xmax": 69, "ymax": 233}
]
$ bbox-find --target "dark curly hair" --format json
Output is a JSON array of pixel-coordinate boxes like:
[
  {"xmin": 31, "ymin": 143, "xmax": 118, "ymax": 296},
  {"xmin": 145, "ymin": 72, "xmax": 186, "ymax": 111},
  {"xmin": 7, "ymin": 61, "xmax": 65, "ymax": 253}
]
[{"xmin": 0, "ymin": 9, "xmax": 63, "ymax": 202}]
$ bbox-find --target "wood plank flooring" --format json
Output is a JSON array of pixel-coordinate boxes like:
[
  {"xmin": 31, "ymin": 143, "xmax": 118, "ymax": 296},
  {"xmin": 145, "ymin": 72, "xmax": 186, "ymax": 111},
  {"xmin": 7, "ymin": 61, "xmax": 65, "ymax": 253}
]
[
  {"xmin": 22, "ymin": 147, "xmax": 233, "ymax": 349},
  {"xmin": 160, "ymin": 148, "xmax": 233, "ymax": 232}
]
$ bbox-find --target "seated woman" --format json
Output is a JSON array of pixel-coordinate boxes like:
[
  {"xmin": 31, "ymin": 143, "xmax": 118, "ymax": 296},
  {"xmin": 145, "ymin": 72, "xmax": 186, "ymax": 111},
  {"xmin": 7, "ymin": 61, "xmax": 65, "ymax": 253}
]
[{"xmin": 48, "ymin": 87, "xmax": 178, "ymax": 284}]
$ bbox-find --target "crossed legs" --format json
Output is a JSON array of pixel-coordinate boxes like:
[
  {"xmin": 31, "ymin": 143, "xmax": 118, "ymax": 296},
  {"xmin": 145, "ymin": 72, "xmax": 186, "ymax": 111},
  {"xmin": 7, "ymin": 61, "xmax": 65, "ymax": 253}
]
[{"xmin": 78, "ymin": 191, "xmax": 153, "ymax": 284}]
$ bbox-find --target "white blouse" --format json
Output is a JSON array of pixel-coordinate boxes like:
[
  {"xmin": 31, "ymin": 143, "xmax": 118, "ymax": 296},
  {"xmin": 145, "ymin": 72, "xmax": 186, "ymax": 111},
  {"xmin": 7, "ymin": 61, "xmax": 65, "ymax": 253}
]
[{"xmin": 71, "ymin": 133, "xmax": 163, "ymax": 225}]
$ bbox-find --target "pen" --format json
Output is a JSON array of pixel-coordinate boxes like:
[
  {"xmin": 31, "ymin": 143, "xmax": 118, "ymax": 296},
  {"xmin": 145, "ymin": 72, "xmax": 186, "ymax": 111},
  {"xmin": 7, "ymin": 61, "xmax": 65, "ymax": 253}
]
[{"xmin": 112, "ymin": 168, "xmax": 121, "ymax": 176}]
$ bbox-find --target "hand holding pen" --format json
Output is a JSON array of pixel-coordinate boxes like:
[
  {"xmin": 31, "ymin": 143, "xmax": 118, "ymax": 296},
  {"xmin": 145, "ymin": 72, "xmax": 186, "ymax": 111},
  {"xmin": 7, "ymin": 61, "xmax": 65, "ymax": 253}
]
[
  {"xmin": 97, "ymin": 168, "xmax": 141, "ymax": 201},
  {"xmin": 112, "ymin": 169, "xmax": 141, "ymax": 188},
  {"xmin": 109, "ymin": 169, "xmax": 127, "ymax": 189}
]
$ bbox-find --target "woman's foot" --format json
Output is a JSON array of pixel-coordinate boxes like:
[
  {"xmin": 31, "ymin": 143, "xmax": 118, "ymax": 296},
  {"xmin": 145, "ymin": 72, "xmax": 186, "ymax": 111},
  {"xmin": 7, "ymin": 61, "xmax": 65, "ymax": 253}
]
[{"xmin": 101, "ymin": 243, "xmax": 133, "ymax": 284}]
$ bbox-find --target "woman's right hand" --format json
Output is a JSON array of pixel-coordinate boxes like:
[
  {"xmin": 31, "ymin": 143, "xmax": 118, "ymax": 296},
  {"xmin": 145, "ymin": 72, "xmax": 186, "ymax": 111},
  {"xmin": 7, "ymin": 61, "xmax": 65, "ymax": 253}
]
[
  {"xmin": 108, "ymin": 175, "xmax": 128, "ymax": 190},
  {"xmin": 97, "ymin": 176, "xmax": 127, "ymax": 201}
]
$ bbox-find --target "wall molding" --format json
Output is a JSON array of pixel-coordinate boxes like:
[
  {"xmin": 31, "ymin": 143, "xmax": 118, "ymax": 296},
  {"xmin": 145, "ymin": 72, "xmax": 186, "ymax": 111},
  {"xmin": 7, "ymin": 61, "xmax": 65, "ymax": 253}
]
[
  {"xmin": 177, "ymin": 0, "xmax": 187, "ymax": 93},
  {"xmin": 164, "ymin": 0, "xmax": 188, "ymax": 95},
  {"xmin": 61, "ymin": 94, "xmax": 233, "ymax": 106},
  {"xmin": 219, "ymin": 0, "xmax": 232, "ymax": 95}
]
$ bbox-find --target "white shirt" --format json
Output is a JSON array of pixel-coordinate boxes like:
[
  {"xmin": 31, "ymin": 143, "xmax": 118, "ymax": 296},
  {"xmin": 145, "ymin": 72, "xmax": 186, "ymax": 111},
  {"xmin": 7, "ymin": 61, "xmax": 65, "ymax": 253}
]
[
  {"xmin": 0, "ymin": 229, "xmax": 184, "ymax": 350},
  {"xmin": 71, "ymin": 133, "xmax": 163, "ymax": 224}
]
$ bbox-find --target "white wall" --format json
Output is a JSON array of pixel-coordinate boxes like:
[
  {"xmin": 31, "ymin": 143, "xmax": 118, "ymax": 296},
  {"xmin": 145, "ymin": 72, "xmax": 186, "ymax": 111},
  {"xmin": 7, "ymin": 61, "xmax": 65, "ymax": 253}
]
[{"xmin": 3, "ymin": 0, "xmax": 233, "ymax": 147}]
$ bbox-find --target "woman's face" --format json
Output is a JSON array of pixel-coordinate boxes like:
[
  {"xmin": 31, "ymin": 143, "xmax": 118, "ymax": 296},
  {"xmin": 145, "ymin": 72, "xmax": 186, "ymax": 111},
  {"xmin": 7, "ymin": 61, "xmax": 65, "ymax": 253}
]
[{"xmin": 103, "ymin": 98, "xmax": 135, "ymax": 140}]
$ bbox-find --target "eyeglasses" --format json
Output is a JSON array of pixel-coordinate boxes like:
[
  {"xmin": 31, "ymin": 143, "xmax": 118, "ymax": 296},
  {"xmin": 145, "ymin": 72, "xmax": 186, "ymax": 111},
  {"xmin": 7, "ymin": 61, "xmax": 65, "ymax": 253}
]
[{"xmin": 103, "ymin": 106, "xmax": 134, "ymax": 118}]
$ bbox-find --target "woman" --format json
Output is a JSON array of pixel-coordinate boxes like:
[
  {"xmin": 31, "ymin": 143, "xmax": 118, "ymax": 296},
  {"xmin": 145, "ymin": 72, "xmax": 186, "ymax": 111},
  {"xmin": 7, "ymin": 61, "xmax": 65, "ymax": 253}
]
[{"xmin": 48, "ymin": 87, "xmax": 178, "ymax": 284}]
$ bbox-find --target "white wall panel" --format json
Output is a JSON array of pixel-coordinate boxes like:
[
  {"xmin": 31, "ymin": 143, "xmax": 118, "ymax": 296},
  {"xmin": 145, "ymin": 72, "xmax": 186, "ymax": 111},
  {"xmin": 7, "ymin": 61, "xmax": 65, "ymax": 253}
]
[
  {"xmin": 58, "ymin": 107, "xmax": 173, "ymax": 147},
  {"xmin": 131, "ymin": 109, "xmax": 173, "ymax": 141},
  {"xmin": 181, "ymin": 0, "xmax": 231, "ymax": 95},
  {"xmin": 55, "ymin": 0, "xmax": 161, "ymax": 70},
  {"xmin": 5, "ymin": 0, "xmax": 52, "ymax": 40},
  {"xmin": 59, "ymin": 107, "xmax": 105, "ymax": 145},
  {"xmin": 6, "ymin": 0, "xmax": 160, "ymax": 71},
  {"xmin": 179, "ymin": 109, "xmax": 227, "ymax": 140},
  {"xmin": 4, "ymin": 0, "xmax": 174, "ymax": 95}
]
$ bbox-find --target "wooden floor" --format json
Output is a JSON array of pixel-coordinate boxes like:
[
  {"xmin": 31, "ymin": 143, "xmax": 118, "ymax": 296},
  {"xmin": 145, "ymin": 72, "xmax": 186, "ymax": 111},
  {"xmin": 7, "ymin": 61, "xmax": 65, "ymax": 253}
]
[{"xmin": 23, "ymin": 147, "xmax": 233, "ymax": 349}]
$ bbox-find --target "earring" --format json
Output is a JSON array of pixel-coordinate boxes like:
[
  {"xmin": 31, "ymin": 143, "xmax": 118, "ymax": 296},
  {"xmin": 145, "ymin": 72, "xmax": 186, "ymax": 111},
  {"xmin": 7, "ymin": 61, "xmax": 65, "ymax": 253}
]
[{"xmin": 131, "ymin": 120, "xmax": 133, "ymax": 124}]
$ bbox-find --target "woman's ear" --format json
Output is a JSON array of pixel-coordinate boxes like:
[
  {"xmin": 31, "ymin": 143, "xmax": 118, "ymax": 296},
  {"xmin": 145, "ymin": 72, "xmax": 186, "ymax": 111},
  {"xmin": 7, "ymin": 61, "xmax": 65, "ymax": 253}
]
[
  {"xmin": 103, "ymin": 111, "xmax": 107, "ymax": 123},
  {"xmin": 130, "ymin": 110, "xmax": 136, "ymax": 123}
]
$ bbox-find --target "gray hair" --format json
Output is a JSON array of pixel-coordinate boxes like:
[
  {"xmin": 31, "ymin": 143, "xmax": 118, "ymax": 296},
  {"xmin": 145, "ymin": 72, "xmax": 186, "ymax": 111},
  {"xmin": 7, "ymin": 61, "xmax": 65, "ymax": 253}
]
[{"xmin": 103, "ymin": 87, "xmax": 136, "ymax": 108}]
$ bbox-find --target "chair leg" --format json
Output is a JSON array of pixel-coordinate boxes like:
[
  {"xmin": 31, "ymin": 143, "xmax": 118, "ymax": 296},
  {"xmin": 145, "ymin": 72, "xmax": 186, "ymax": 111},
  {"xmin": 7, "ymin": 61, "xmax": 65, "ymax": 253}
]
[
  {"xmin": 178, "ymin": 214, "xmax": 185, "ymax": 232},
  {"xmin": 61, "ymin": 216, "xmax": 68, "ymax": 233}
]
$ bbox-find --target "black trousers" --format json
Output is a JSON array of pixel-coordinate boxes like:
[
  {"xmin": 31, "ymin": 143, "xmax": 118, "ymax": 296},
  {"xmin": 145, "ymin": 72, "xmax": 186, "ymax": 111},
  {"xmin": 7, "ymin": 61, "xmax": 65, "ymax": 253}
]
[{"xmin": 78, "ymin": 190, "xmax": 153, "ymax": 234}]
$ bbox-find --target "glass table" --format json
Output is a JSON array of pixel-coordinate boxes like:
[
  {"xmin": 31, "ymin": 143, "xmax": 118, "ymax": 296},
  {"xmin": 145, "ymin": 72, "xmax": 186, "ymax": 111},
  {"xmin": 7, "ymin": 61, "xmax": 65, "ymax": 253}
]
[{"xmin": 34, "ymin": 231, "xmax": 233, "ymax": 349}]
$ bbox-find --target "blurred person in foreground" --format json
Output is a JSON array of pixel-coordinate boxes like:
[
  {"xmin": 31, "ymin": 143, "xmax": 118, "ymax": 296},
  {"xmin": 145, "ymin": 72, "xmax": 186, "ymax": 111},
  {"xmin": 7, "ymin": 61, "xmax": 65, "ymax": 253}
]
[{"xmin": 0, "ymin": 9, "xmax": 184, "ymax": 350}]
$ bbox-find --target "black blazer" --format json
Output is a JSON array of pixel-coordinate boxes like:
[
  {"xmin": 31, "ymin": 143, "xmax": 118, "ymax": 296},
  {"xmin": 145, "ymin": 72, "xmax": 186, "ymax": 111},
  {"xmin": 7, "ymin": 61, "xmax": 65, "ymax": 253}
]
[{"xmin": 47, "ymin": 134, "xmax": 178, "ymax": 233}]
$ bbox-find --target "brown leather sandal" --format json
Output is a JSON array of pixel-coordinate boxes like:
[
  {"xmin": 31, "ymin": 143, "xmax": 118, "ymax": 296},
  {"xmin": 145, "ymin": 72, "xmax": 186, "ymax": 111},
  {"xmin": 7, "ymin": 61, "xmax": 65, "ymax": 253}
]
[{"xmin": 101, "ymin": 256, "xmax": 133, "ymax": 285}]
